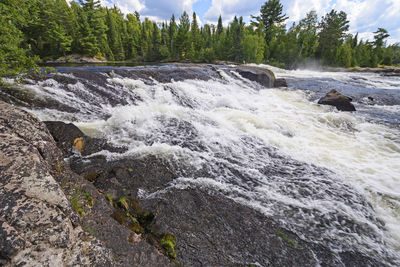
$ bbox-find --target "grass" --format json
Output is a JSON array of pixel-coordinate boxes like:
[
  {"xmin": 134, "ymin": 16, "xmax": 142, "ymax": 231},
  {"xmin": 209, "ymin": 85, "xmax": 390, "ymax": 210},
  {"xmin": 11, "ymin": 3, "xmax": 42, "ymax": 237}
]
[{"xmin": 69, "ymin": 185, "xmax": 94, "ymax": 217}]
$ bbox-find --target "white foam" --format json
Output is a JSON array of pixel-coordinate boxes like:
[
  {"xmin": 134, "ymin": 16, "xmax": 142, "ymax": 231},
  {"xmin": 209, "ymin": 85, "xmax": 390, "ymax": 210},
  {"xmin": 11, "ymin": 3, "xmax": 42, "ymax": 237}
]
[{"xmin": 19, "ymin": 67, "xmax": 400, "ymax": 263}]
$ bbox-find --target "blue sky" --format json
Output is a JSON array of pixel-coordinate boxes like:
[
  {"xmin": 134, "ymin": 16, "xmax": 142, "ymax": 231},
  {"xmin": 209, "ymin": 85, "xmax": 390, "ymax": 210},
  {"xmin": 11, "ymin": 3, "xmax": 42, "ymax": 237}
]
[{"xmin": 95, "ymin": 0, "xmax": 400, "ymax": 44}]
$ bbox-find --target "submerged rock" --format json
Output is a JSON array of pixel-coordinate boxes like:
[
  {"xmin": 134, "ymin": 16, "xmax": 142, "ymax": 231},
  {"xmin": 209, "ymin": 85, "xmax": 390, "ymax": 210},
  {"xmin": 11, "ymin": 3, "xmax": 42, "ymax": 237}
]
[{"xmin": 318, "ymin": 89, "xmax": 356, "ymax": 111}]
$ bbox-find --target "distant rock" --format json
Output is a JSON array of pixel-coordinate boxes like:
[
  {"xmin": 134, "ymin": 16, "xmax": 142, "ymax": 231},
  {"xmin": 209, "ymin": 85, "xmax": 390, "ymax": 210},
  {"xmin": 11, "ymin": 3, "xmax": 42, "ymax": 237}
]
[
  {"xmin": 318, "ymin": 89, "xmax": 356, "ymax": 111},
  {"xmin": 274, "ymin": 78, "xmax": 288, "ymax": 87},
  {"xmin": 236, "ymin": 66, "xmax": 276, "ymax": 88},
  {"xmin": 43, "ymin": 54, "xmax": 107, "ymax": 64}
]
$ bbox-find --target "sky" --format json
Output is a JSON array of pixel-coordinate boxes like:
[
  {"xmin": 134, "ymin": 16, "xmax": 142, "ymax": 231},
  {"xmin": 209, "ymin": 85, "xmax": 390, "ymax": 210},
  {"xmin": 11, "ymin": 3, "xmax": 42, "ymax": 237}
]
[{"xmin": 95, "ymin": 0, "xmax": 400, "ymax": 44}]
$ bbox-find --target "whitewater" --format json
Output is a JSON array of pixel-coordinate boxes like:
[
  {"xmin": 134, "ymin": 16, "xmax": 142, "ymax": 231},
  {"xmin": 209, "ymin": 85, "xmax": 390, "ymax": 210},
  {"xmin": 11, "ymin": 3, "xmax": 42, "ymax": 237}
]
[{"xmin": 12, "ymin": 64, "xmax": 400, "ymax": 265}]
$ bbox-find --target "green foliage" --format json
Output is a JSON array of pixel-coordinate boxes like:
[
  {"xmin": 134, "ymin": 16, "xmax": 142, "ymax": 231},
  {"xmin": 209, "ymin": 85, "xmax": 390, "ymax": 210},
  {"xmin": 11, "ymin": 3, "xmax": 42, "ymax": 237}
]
[
  {"xmin": 251, "ymin": 0, "xmax": 288, "ymax": 45},
  {"xmin": 317, "ymin": 9, "xmax": 349, "ymax": 65},
  {"xmin": 0, "ymin": 0, "xmax": 38, "ymax": 76},
  {"xmin": 0, "ymin": 0, "xmax": 397, "ymax": 75}
]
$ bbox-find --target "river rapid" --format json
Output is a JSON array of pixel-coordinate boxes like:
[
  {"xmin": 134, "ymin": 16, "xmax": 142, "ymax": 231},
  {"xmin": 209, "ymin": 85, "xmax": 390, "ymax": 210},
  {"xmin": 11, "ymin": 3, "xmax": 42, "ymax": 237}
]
[{"xmin": 7, "ymin": 64, "xmax": 400, "ymax": 265}]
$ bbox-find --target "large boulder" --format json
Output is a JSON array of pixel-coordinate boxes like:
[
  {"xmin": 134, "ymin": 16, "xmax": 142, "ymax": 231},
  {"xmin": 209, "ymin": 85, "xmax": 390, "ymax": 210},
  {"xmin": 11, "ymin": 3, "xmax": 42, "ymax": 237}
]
[
  {"xmin": 318, "ymin": 89, "xmax": 356, "ymax": 111},
  {"xmin": 236, "ymin": 66, "xmax": 276, "ymax": 88},
  {"xmin": 44, "ymin": 121, "xmax": 126, "ymax": 156},
  {"xmin": 0, "ymin": 101, "xmax": 113, "ymax": 266}
]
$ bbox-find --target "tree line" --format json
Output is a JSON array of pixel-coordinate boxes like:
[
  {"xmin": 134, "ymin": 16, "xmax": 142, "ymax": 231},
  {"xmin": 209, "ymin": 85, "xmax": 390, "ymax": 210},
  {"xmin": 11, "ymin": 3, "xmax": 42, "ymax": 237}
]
[{"xmin": 1, "ymin": 0, "xmax": 399, "ymax": 76}]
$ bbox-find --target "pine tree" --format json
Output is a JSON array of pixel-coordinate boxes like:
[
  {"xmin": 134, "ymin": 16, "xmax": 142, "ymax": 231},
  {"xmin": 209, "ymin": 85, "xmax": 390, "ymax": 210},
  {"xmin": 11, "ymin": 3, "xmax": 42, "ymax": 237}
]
[
  {"xmin": 177, "ymin": 12, "xmax": 191, "ymax": 59},
  {"xmin": 169, "ymin": 15, "xmax": 178, "ymax": 60},
  {"xmin": 251, "ymin": 0, "xmax": 287, "ymax": 45},
  {"xmin": 217, "ymin": 15, "xmax": 223, "ymax": 36},
  {"xmin": 317, "ymin": 9, "xmax": 349, "ymax": 65},
  {"xmin": 0, "ymin": 0, "xmax": 37, "ymax": 76},
  {"xmin": 189, "ymin": 12, "xmax": 201, "ymax": 60}
]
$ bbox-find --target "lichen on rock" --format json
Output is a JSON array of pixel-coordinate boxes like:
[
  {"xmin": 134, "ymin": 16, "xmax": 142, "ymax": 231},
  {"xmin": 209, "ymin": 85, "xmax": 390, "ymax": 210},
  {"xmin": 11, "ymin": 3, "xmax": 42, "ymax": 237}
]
[{"xmin": 0, "ymin": 101, "xmax": 113, "ymax": 266}]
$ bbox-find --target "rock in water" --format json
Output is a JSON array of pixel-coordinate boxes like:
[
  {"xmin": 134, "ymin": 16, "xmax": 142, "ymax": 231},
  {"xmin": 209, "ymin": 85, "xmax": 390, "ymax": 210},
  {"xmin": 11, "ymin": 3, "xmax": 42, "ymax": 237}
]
[
  {"xmin": 274, "ymin": 78, "xmax": 288, "ymax": 87},
  {"xmin": 318, "ymin": 89, "xmax": 356, "ymax": 111},
  {"xmin": 236, "ymin": 66, "xmax": 275, "ymax": 88}
]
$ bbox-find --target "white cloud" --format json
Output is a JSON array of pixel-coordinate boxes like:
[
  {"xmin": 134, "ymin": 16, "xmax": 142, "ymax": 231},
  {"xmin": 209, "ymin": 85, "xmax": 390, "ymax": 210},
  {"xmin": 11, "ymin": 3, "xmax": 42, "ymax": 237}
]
[
  {"xmin": 204, "ymin": 0, "xmax": 400, "ymax": 43},
  {"xmin": 102, "ymin": 0, "xmax": 199, "ymax": 21},
  {"xmin": 204, "ymin": 0, "xmax": 264, "ymax": 24},
  {"xmin": 284, "ymin": 0, "xmax": 331, "ymax": 22},
  {"xmin": 94, "ymin": 0, "xmax": 400, "ymax": 43},
  {"xmin": 99, "ymin": 0, "xmax": 145, "ymax": 13}
]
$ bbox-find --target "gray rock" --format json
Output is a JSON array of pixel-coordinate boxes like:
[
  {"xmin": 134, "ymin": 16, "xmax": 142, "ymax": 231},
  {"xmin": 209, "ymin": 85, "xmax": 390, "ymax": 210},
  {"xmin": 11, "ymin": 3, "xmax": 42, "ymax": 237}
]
[
  {"xmin": 318, "ymin": 89, "xmax": 356, "ymax": 111},
  {"xmin": 274, "ymin": 78, "xmax": 288, "ymax": 87},
  {"xmin": 0, "ymin": 101, "xmax": 113, "ymax": 266}
]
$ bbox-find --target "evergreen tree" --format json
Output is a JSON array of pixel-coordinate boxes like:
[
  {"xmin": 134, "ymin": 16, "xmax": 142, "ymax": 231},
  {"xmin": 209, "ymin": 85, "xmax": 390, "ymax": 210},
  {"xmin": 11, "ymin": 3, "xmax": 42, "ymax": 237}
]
[
  {"xmin": 217, "ymin": 15, "xmax": 223, "ymax": 36},
  {"xmin": 189, "ymin": 12, "xmax": 201, "ymax": 60},
  {"xmin": 1, "ymin": 0, "xmax": 397, "ymax": 74},
  {"xmin": 125, "ymin": 13, "xmax": 141, "ymax": 59},
  {"xmin": 169, "ymin": 15, "xmax": 178, "ymax": 60},
  {"xmin": 80, "ymin": 0, "xmax": 111, "ymax": 57},
  {"xmin": 317, "ymin": 10, "xmax": 349, "ymax": 65},
  {"xmin": 252, "ymin": 0, "xmax": 287, "ymax": 45},
  {"xmin": 297, "ymin": 10, "xmax": 318, "ymax": 60},
  {"xmin": 0, "ymin": 0, "xmax": 37, "ymax": 76},
  {"xmin": 177, "ymin": 11, "xmax": 191, "ymax": 59}
]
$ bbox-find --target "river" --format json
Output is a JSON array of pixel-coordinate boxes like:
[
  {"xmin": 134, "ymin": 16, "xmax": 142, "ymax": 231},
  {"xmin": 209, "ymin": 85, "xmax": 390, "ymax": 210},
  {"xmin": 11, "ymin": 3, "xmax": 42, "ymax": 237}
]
[{"xmin": 6, "ymin": 63, "xmax": 400, "ymax": 265}]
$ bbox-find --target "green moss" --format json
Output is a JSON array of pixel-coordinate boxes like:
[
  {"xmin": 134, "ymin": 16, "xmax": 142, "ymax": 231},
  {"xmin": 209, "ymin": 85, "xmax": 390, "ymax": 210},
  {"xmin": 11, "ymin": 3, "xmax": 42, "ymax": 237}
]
[
  {"xmin": 128, "ymin": 168, "xmax": 133, "ymax": 172},
  {"xmin": 273, "ymin": 228, "xmax": 300, "ymax": 249},
  {"xmin": 109, "ymin": 195, "xmax": 177, "ymax": 261},
  {"xmin": 160, "ymin": 233, "xmax": 177, "ymax": 260},
  {"xmin": 111, "ymin": 210, "xmax": 144, "ymax": 234}
]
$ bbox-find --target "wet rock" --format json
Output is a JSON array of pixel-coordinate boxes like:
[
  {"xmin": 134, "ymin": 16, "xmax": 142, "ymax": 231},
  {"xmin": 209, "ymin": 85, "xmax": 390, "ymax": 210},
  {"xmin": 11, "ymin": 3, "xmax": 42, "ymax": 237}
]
[
  {"xmin": 44, "ymin": 121, "xmax": 85, "ymax": 155},
  {"xmin": 140, "ymin": 188, "xmax": 385, "ymax": 267},
  {"xmin": 274, "ymin": 78, "xmax": 288, "ymax": 87},
  {"xmin": 236, "ymin": 66, "xmax": 276, "ymax": 88},
  {"xmin": 44, "ymin": 121, "xmax": 126, "ymax": 157},
  {"xmin": 318, "ymin": 89, "xmax": 356, "ymax": 111}
]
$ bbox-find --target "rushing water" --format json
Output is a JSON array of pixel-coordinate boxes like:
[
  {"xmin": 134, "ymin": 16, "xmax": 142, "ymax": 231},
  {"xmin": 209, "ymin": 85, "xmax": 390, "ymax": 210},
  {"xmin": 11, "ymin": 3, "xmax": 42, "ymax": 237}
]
[{"xmin": 8, "ymin": 64, "xmax": 400, "ymax": 265}]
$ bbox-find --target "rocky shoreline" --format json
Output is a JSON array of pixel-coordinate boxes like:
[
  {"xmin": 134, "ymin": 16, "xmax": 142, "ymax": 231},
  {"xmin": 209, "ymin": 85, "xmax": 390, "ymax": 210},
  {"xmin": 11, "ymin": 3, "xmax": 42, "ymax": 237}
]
[{"xmin": 0, "ymin": 64, "xmax": 396, "ymax": 266}]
